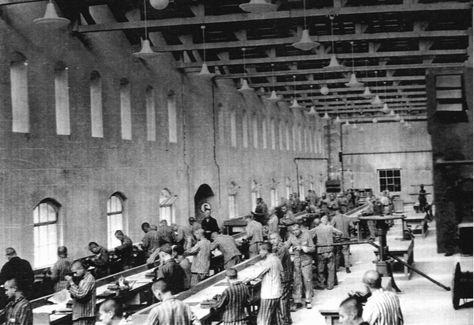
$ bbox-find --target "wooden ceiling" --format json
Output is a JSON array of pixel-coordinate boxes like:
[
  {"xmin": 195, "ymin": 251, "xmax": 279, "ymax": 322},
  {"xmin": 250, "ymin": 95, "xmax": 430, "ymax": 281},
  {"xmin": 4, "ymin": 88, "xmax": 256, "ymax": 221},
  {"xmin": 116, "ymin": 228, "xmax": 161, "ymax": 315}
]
[{"xmin": 3, "ymin": 0, "xmax": 472, "ymax": 119}]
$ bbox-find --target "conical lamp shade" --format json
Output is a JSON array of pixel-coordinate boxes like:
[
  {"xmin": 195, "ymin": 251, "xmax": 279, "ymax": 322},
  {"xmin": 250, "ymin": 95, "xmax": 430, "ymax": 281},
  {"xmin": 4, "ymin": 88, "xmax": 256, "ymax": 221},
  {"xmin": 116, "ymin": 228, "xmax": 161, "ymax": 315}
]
[
  {"xmin": 326, "ymin": 54, "xmax": 341, "ymax": 69},
  {"xmin": 238, "ymin": 79, "xmax": 254, "ymax": 92},
  {"xmin": 371, "ymin": 94, "xmax": 383, "ymax": 106},
  {"xmin": 292, "ymin": 29, "xmax": 319, "ymax": 51},
  {"xmin": 381, "ymin": 103, "xmax": 390, "ymax": 113},
  {"xmin": 389, "ymin": 109, "xmax": 395, "ymax": 116},
  {"xmin": 372, "ymin": 117, "xmax": 378, "ymax": 123},
  {"xmin": 395, "ymin": 113, "xmax": 400, "ymax": 120},
  {"xmin": 239, "ymin": 0, "xmax": 277, "ymax": 13},
  {"xmin": 306, "ymin": 106, "xmax": 317, "ymax": 115},
  {"xmin": 265, "ymin": 90, "xmax": 282, "ymax": 102},
  {"xmin": 133, "ymin": 39, "xmax": 159, "ymax": 58},
  {"xmin": 335, "ymin": 115, "xmax": 341, "ymax": 123},
  {"xmin": 345, "ymin": 121, "xmax": 350, "ymax": 126},
  {"xmin": 358, "ymin": 125, "xmax": 365, "ymax": 133},
  {"xmin": 320, "ymin": 84, "xmax": 330, "ymax": 96},
  {"xmin": 362, "ymin": 86, "xmax": 373, "ymax": 98},
  {"xmin": 345, "ymin": 73, "xmax": 364, "ymax": 88},
  {"xmin": 352, "ymin": 122, "xmax": 358, "ymax": 129},
  {"xmin": 400, "ymin": 118, "xmax": 405, "ymax": 123},
  {"xmin": 198, "ymin": 63, "xmax": 214, "ymax": 77},
  {"xmin": 322, "ymin": 112, "xmax": 331, "ymax": 120},
  {"xmin": 289, "ymin": 98, "xmax": 303, "ymax": 109},
  {"xmin": 33, "ymin": 0, "xmax": 70, "ymax": 28}
]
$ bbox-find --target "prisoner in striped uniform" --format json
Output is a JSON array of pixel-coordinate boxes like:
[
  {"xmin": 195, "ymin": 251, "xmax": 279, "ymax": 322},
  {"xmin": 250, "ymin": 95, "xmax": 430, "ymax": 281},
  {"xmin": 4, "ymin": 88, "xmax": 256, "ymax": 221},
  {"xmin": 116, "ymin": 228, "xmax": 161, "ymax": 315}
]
[
  {"xmin": 255, "ymin": 242, "xmax": 283, "ymax": 325},
  {"xmin": 361, "ymin": 270, "xmax": 403, "ymax": 325},
  {"xmin": 213, "ymin": 268, "xmax": 250, "ymax": 325},
  {"xmin": 65, "ymin": 261, "xmax": 96, "ymax": 325},
  {"xmin": 146, "ymin": 280, "xmax": 200, "ymax": 325}
]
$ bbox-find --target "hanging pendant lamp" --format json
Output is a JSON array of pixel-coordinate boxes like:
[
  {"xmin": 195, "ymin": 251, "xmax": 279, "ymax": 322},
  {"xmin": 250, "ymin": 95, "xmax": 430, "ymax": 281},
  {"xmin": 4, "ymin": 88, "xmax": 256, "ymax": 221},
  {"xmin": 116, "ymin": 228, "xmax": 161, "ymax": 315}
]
[
  {"xmin": 320, "ymin": 84, "xmax": 330, "ymax": 95},
  {"xmin": 382, "ymin": 102, "xmax": 390, "ymax": 113},
  {"xmin": 362, "ymin": 86, "xmax": 373, "ymax": 98},
  {"xmin": 371, "ymin": 95, "xmax": 383, "ymax": 106},
  {"xmin": 133, "ymin": 0, "xmax": 159, "ymax": 58},
  {"xmin": 358, "ymin": 125, "xmax": 365, "ymax": 133},
  {"xmin": 238, "ymin": 79, "xmax": 253, "ymax": 92},
  {"xmin": 345, "ymin": 42, "xmax": 363, "ymax": 88},
  {"xmin": 335, "ymin": 115, "xmax": 341, "ymax": 123},
  {"xmin": 400, "ymin": 118, "xmax": 405, "ymax": 123},
  {"xmin": 198, "ymin": 25, "xmax": 213, "ymax": 77},
  {"xmin": 265, "ymin": 64, "xmax": 281, "ymax": 102},
  {"xmin": 352, "ymin": 121, "xmax": 358, "ymax": 129},
  {"xmin": 325, "ymin": 15, "xmax": 341, "ymax": 69},
  {"xmin": 33, "ymin": 0, "xmax": 70, "ymax": 28},
  {"xmin": 290, "ymin": 98, "xmax": 303, "ymax": 109},
  {"xmin": 395, "ymin": 113, "xmax": 401, "ymax": 120},
  {"xmin": 292, "ymin": 0, "xmax": 318, "ymax": 51},
  {"xmin": 389, "ymin": 109, "xmax": 396, "ymax": 116},
  {"xmin": 322, "ymin": 112, "xmax": 331, "ymax": 120},
  {"xmin": 238, "ymin": 48, "xmax": 254, "ymax": 92},
  {"xmin": 345, "ymin": 120, "xmax": 350, "ymax": 126},
  {"xmin": 289, "ymin": 75, "xmax": 301, "ymax": 108},
  {"xmin": 239, "ymin": 0, "xmax": 277, "ymax": 13},
  {"xmin": 307, "ymin": 105, "xmax": 318, "ymax": 115},
  {"xmin": 372, "ymin": 117, "xmax": 378, "ymax": 123}
]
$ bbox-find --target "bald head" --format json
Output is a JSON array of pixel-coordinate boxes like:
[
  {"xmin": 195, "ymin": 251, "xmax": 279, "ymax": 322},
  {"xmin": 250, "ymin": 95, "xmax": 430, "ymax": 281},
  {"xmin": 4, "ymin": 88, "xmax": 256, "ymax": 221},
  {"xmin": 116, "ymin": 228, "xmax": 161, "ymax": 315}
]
[
  {"xmin": 362, "ymin": 270, "xmax": 382, "ymax": 289},
  {"xmin": 338, "ymin": 297, "xmax": 363, "ymax": 325},
  {"xmin": 5, "ymin": 247, "xmax": 16, "ymax": 260}
]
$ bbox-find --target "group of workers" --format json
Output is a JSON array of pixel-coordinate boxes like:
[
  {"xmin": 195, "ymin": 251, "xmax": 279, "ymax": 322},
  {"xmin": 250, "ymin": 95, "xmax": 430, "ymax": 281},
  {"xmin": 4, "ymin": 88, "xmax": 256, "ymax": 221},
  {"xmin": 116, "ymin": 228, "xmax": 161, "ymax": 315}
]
[{"xmin": 0, "ymin": 188, "xmax": 402, "ymax": 325}]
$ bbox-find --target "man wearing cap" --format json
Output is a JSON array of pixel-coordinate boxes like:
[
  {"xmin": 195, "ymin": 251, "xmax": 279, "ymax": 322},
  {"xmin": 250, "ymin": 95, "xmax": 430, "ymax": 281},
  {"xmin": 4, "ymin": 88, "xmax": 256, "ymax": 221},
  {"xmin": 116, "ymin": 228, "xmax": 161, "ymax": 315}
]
[
  {"xmin": 201, "ymin": 204, "xmax": 220, "ymax": 240},
  {"xmin": 50, "ymin": 246, "xmax": 72, "ymax": 292},
  {"xmin": 153, "ymin": 244, "xmax": 185, "ymax": 294},
  {"xmin": 0, "ymin": 248, "xmax": 34, "ymax": 299},
  {"xmin": 244, "ymin": 214, "xmax": 264, "ymax": 258}
]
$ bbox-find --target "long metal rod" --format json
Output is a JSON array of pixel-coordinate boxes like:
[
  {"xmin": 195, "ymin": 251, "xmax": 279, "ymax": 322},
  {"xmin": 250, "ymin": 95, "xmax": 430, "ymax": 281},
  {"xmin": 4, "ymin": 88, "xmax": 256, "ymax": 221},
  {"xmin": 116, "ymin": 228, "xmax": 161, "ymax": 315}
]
[
  {"xmin": 342, "ymin": 150, "xmax": 433, "ymax": 156},
  {"xmin": 368, "ymin": 241, "xmax": 451, "ymax": 291}
]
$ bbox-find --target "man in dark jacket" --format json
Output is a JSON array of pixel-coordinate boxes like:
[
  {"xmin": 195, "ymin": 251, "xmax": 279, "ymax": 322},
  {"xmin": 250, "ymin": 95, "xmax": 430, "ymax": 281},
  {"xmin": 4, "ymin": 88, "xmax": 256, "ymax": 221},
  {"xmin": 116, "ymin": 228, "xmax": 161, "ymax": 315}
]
[
  {"xmin": 153, "ymin": 245, "xmax": 185, "ymax": 294},
  {"xmin": 201, "ymin": 205, "xmax": 220, "ymax": 240},
  {"xmin": 0, "ymin": 248, "xmax": 34, "ymax": 299}
]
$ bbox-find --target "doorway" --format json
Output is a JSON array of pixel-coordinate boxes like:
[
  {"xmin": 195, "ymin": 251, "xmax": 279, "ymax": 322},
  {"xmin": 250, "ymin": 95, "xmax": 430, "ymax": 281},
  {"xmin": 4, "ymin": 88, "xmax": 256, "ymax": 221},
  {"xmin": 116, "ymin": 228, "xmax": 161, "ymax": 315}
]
[{"xmin": 194, "ymin": 184, "xmax": 215, "ymax": 221}]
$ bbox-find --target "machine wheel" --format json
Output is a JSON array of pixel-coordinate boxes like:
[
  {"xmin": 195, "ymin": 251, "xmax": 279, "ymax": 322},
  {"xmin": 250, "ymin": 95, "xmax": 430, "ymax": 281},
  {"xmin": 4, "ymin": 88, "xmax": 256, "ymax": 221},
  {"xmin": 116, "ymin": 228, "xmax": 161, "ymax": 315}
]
[{"xmin": 452, "ymin": 263, "xmax": 461, "ymax": 310}]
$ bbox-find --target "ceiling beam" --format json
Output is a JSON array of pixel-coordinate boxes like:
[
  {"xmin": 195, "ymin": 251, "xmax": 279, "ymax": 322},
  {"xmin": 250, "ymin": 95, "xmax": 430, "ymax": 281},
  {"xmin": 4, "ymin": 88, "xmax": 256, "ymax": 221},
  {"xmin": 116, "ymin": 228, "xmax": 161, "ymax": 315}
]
[
  {"xmin": 179, "ymin": 49, "xmax": 467, "ymax": 68},
  {"xmin": 75, "ymin": 2, "xmax": 471, "ymax": 33},
  {"xmin": 213, "ymin": 62, "xmax": 463, "ymax": 80},
  {"xmin": 151, "ymin": 30, "xmax": 468, "ymax": 53}
]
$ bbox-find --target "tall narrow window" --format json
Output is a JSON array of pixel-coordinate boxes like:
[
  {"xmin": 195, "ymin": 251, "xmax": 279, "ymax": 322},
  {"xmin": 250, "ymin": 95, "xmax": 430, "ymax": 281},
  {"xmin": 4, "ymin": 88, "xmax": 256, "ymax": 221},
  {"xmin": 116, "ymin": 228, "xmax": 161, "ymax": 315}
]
[
  {"xmin": 168, "ymin": 92, "xmax": 177, "ymax": 143},
  {"xmin": 33, "ymin": 199, "xmax": 60, "ymax": 267},
  {"xmin": 10, "ymin": 54, "xmax": 29, "ymax": 133},
  {"xmin": 90, "ymin": 71, "xmax": 103, "ymax": 138},
  {"xmin": 120, "ymin": 79, "xmax": 132, "ymax": 140},
  {"xmin": 270, "ymin": 189, "xmax": 278, "ymax": 208},
  {"xmin": 298, "ymin": 125, "xmax": 303, "ymax": 152},
  {"xmin": 251, "ymin": 191, "xmax": 258, "ymax": 211},
  {"xmin": 314, "ymin": 130, "xmax": 319, "ymax": 153},
  {"xmin": 146, "ymin": 86, "xmax": 156, "ymax": 141},
  {"xmin": 279, "ymin": 120, "xmax": 284, "ymax": 150},
  {"xmin": 242, "ymin": 111, "xmax": 248, "ymax": 148},
  {"xmin": 55, "ymin": 64, "xmax": 70, "ymax": 135},
  {"xmin": 299, "ymin": 184, "xmax": 305, "ymax": 201},
  {"xmin": 308, "ymin": 128, "xmax": 313, "ymax": 153},
  {"xmin": 271, "ymin": 119, "xmax": 276, "ymax": 150},
  {"xmin": 252, "ymin": 115, "xmax": 258, "ymax": 148},
  {"xmin": 286, "ymin": 185, "xmax": 292, "ymax": 199},
  {"xmin": 229, "ymin": 195, "xmax": 238, "ymax": 219},
  {"xmin": 230, "ymin": 111, "xmax": 237, "ymax": 147},
  {"xmin": 107, "ymin": 193, "xmax": 125, "ymax": 249},
  {"xmin": 262, "ymin": 118, "xmax": 267, "ymax": 149},
  {"xmin": 292, "ymin": 124, "xmax": 297, "ymax": 151},
  {"xmin": 285, "ymin": 123, "xmax": 290, "ymax": 151},
  {"xmin": 160, "ymin": 188, "xmax": 176, "ymax": 224},
  {"xmin": 218, "ymin": 108, "xmax": 225, "ymax": 145}
]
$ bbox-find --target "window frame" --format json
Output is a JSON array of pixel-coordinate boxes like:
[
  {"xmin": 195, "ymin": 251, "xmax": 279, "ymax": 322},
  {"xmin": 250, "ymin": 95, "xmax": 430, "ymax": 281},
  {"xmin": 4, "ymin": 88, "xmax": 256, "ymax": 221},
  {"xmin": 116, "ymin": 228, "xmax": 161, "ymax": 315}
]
[
  {"xmin": 33, "ymin": 199, "xmax": 61, "ymax": 268},
  {"xmin": 378, "ymin": 168, "xmax": 402, "ymax": 192}
]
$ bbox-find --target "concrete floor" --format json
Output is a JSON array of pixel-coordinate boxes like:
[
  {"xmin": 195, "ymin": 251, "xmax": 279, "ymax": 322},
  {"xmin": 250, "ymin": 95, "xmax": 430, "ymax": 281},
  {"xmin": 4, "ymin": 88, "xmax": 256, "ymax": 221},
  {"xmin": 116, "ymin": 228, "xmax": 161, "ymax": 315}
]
[{"xmin": 292, "ymin": 219, "xmax": 473, "ymax": 325}]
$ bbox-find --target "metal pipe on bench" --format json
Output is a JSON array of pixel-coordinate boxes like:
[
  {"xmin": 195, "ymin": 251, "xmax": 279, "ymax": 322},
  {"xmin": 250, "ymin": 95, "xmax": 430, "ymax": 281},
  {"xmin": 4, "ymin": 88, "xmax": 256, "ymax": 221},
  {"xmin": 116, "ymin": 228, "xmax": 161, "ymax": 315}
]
[
  {"xmin": 316, "ymin": 240, "xmax": 373, "ymax": 248},
  {"xmin": 368, "ymin": 241, "xmax": 451, "ymax": 291}
]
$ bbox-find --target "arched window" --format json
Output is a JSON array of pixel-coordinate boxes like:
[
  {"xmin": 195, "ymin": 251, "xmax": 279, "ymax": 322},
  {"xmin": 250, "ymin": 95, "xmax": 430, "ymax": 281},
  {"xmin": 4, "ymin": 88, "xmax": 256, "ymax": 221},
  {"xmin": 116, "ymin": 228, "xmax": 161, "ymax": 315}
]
[
  {"xmin": 55, "ymin": 63, "xmax": 70, "ymax": 135},
  {"xmin": 242, "ymin": 111, "xmax": 248, "ymax": 148},
  {"xmin": 252, "ymin": 115, "xmax": 258, "ymax": 149},
  {"xmin": 228, "ymin": 194, "xmax": 238, "ymax": 219},
  {"xmin": 33, "ymin": 199, "xmax": 60, "ymax": 267},
  {"xmin": 168, "ymin": 91, "xmax": 177, "ymax": 143},
  {"xmin": 285, "ymin": 122, "xmax": 290, "ymax": 151},
  {"xmin": 120, "ymin": 79, "xmax": 132, "ymax": 140},
  {"xmin": 298, "ymin": 125, "xmax": 303, "ymax": 152},
  {"xmin": 90, "ymin": 71, "xmax": 103, "ymax": 138},
  {"xmin": 107, "ymin": 193, "xmax": 125, "ymax": 249},
  {"xmin": 314, "ymin": 129, "xmax": 319, "ymax": 153},
  {"xmin": 270, "ymin": 188, "xmax": 278, "ymax": 208},
  {"xmin": 146, "ymin": 86, "xmax": 156, "ymax": 141},
  {"xmin": 160, "ymin": 188, "xmax": 177, "ymax": 224},
  {"xmin": 10, "ymin": 53, "xmax": 29, "ymax": 133},
  {"xmin": 308, "ymin": 128, "xmax": 313, "ymax": 153},
  {"xmin": 218, "ymin": 106, "xmax": 225, "ymax": 145},
  {"xmin": 230, "ymin": 110, "xmax": 237, "ymax": 147},
  {"xmin": 262, "ymin": 117, "xmax": 268, "ymax": 149}
]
